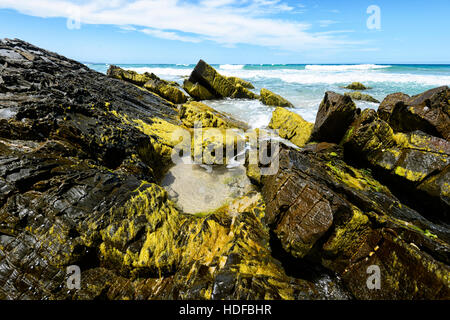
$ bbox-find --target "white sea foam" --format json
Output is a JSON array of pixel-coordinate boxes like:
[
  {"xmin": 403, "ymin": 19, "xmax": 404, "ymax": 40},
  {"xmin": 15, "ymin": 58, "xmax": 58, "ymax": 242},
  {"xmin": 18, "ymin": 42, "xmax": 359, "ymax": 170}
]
[
  {"xmin": 217, "ymin": 68, "xmax": 450, "ymax": 86},
  {"xmin": 304, "ymin": 64, "xmax": 391, "ymax": 71},
  {"xmin": 219, "ymin": 64, "xmax": 245, "ymax": 70},
  {"xmin": 124, "ymin": 65, "xmax": 450, "ymax": 87}
]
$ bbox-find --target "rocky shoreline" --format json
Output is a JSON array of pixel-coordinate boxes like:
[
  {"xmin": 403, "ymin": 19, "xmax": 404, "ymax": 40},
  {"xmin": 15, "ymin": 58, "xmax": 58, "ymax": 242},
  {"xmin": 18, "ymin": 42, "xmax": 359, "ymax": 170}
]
[{"xmin": 0, "ymin": 39, "xmax": 448, "ymax": 300}]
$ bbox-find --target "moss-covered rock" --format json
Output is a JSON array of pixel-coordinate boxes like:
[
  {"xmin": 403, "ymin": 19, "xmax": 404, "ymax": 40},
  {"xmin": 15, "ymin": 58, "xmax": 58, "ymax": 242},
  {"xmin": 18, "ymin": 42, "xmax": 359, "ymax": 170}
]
[
  {"xmin": 342, "ymin": 82, "xmax": 371, "ymax": 90},
  {"xmin": 345, "ymin": 91, "xmax": 380, "ymax": 103},
  {"xmin": 310, "ymin": 91, "xmax": 357, "ymax": 143},
  {"xmin": 182, "ymin": 79, "xmax": 216, "ymax": 101},
  {"xmin": 342, "ymin": 108, "xmax": 450, "ymax": 221},
  {"xmin": 387, "ymin": 86, "xmax": 450, "ymax": 140},
  {"xmin": 108, "ymin": 65, "xmax": 188, "ymax": 104},
  {"xmin": 261, "ymin": 145, "xmax": 450, "ymax": 299},
  {"xmin": 227, "ymin": 76, "xmax": 255, "ymax": 89},
  {"xmin": 260, "ymin": 88, "xmax": 294, "ymax": 108},
  {"xmin": 269, "ymin": 107, "xmax": 313, "ymax": 148},
  {"xmin": 179, "ymin": 101, "xmax": 249, "ymax": 130},
  {"xmin": 187, "ymin": 60, "xmax": 258, "ymax": 100}
]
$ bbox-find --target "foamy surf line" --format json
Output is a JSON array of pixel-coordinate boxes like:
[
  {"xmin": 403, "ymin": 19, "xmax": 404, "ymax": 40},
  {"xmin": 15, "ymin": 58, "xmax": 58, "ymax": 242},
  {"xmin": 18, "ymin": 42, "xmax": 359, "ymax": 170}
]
[
  {"xmin": 124, "ymin": 65, "xmax": 450, "ymax": 86},
  {"xmin": 304, "ymin": 64, "xmax": 391, "ymax": 71}
]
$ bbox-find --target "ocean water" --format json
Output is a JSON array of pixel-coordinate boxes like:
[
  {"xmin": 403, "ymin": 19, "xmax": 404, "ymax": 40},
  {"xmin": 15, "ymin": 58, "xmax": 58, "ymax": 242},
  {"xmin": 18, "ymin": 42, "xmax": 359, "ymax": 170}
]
[{"xmin": 87, "ymin": 63, "xmax": 450, "ymax": 127}]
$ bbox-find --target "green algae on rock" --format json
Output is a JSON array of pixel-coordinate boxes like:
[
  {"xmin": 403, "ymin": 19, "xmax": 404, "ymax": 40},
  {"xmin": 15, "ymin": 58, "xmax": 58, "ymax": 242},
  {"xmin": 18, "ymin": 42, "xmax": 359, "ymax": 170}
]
[
  {"xmin": 108, "ymin": 65, "xmax": 189, "ymax": 104},
  {"xmin": 269, "ymin": 107, "xmax": 313, "ymax": 148},
  {"xmin": 342, "ymin": 82, "xmax": 371, "ymax": 90},
  {"xmin": 179, "ymin": 101, "xmax": 249, "ymax": 130},
  {"xmin": 187, "ymin": 60, "xmax": 259, "ymax": 100},
  {"xmin": 341, "ymin": 108, "xmax": 450, "ymax": 222},
  {"xmin": 260, "ymin": 88, "xmax": 295, "ymax": 108},
  {"xmin": 261, "ymin": 145, "xmax": 450, "ymax": 299},
  {"xmin": 226, "ymin": 76, "xmax": 255, "ymax": 89}
]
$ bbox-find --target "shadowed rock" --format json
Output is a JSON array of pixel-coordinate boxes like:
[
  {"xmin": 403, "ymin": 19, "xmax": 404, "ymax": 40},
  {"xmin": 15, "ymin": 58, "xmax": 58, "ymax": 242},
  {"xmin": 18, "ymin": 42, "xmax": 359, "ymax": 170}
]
[
  {"xmin": 310, "ymin": 91, "xmax": 357, "ymax": 143},
  {"xmin": 387, "ymin": 86, "xmax": 450, "ymax": 140},
  {"xmin": 378, "ymin": 92, "xmax": 410, "ymax": 121}
]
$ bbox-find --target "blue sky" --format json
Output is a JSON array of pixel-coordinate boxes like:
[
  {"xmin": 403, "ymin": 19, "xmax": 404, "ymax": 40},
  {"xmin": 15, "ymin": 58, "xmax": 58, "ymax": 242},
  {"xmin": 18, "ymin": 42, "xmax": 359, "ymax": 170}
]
[{"xmin": 0, "ymin": 0, "xmax": 449, "ymax": 64}]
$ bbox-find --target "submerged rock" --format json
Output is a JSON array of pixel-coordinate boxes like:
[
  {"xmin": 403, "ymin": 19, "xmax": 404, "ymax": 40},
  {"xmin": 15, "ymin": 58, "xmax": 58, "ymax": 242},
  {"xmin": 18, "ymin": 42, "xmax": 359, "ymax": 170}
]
[
  {"xmin": 107, "ymin": 65, "xmax": 188, "ymax": 104},
  {"xmin": 344, "ymin": 91, "xmax": 380, "ymax": 103},
  {"xmin": 187, "ymin": 60, "xmax": 258, "ymax": 100},
  {"xmin": 310, "ymin": 91, "xmax": 357, "ymax": 143},
  {"xmin": 260, "ymin": 88, "xmax": 294, "ymax": 108},
  {"xmin": 269, "ymin": 107, "xmax": 313, "ymax": 148}
]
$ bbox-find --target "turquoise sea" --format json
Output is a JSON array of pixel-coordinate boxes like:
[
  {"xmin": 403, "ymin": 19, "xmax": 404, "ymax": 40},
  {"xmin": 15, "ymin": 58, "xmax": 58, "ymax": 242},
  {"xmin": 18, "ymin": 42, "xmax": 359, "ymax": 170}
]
[{"xmin": 87, "ymin": 63, "xmax": 450, "ymax": 127}]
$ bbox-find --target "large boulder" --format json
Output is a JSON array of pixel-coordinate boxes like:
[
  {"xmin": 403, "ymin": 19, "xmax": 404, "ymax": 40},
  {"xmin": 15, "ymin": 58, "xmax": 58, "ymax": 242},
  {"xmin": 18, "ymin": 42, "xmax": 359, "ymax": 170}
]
[
  {"xmin": 260, "ymin": 88, "xmax": 294, "ymax": 108},
  {"xmin": 107, "ymin": 65, "xmax": 188, "ymax": 104},
  {"xmin": 187, "ymin": 60, "xmax": 258, "ymax": 100},
  {"xmin": 269, "ymin": 107, "xmax": 313, "ymax": 148},
  {"xmin": 378, "ymin": 92, "xmax": 410, "ymax": 121},
  {"xmin": 342, "ymin": 108, "xmax": 450, "ymax": 221},
  {"xmin": 261, "ymin": 144, "xmax": 450, "ymax": 299},
  {"xmin": 387, "ymin": 86, "xmax": 450, "ymax": 140},
  {"xmin": 310, "ymin": 91, "xmax": 357, "ymax": 143}
]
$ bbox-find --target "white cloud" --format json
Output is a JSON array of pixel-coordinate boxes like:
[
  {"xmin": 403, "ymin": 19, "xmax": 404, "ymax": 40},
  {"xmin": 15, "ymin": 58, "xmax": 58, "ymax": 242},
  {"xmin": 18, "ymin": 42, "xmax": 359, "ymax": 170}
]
[
  {"xmin": 0, "ymin": 0, "xmax": 360, "ymax": 51},
  {"xmin": 318, "ymin": 20, "xmax": 339, "ymax": 27}
]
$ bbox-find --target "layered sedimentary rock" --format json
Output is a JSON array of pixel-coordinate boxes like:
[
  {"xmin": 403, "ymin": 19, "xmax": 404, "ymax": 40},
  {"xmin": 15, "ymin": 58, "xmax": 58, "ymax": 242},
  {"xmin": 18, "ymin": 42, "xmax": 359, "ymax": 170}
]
[
  {"xmin": 185, "ymin": 60, "xmax": 258, "ymax": 100},
  {"xmin": 260, "ymin": 88, "xmax": 295, "ymax": 108},
  {"xmin": 0, "ymin": 39, "xmax": 350, "ymax": 300},
  {"xmin": 261, "ymin": 143, "xmax": 450, "ymax": 299},
  {"xmin": 342, "ymin": 109, "xmax": 450, "ymax": 221},
  {"xmin": 107, "ymin": 65, "xmax": 188, "ymax": 104},
  {"xmin": 269, "ymin": 107, "xmax": 313, "ymax": 148},
  {"xmin": 1, "ymin": 38, "xmax": 449, "ymax": 301}
]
